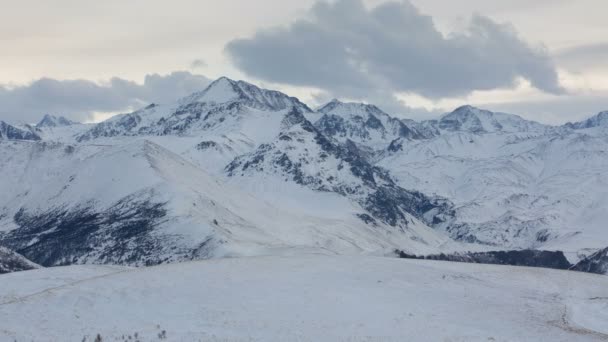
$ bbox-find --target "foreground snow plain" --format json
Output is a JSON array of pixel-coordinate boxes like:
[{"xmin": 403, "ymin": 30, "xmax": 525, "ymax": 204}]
[{"xmin": 1, "ymin": 256, "xmax": 607, "ymax": 341}]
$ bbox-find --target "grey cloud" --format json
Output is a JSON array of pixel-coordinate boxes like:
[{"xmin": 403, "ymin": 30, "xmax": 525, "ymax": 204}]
[
  {"xmin": 226, "ymin": 0, "xmax": 563, "ymax": 100},
  {"xmin": 555, "ymin": 43, "xmax": 608, "ymax": 70},
  {"xmin": 479, "ymin": 92, "xmax": 608, "ymax": 124},
  {"xmin": 190, "ymin": 59, "xmax": 208, "ymax": 69},
  {"xmin": 0, "ymin": 71, "xmax": 211, "ymax": 124}
]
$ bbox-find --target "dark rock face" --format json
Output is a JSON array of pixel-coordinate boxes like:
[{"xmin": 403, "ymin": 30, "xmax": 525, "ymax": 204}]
[
  {"xmin": 0, "ymin": 121, "xmax": 41, "ymax": 141},
  {"xmin": 387, "ymin": 139, "xmax": 404, "ymax": 153},
  {"xmin": 0, "ymin": 247, "xmax": 40, "ymax": 274},
  {"xmin": 196, "ymin": 141, "xmax": 219, "ymax": 150},
  {"xmin": 572, "ymin": 247, "xmax": 608, "ymax": 275},
  {"xmin": 0, "ymin": 192, "xmax": 171, "ymax": 267},
  {"xmin": 397, "ymin": 249, "xmax": 573, "ymax": 270}
]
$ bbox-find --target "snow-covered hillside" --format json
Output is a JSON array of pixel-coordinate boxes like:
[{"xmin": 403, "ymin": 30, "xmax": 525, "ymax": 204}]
[
  {"xmin": 1, "ymin": 138, "xmax": 460, "ymax": 267},
  {"xmin": 0, "ymin": 76, "xmax": 607, "ymax": 269},
  {"xmin": 1, "ymin": 256, "xmax": 607, "ymax": 341}
]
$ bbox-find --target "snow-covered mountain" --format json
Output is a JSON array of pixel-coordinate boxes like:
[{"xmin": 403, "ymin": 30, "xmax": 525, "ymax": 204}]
[
  {"xmin": 433, "ymin": 105, "xmax": 549, "ymax": 134},
  {"xmin": 378, "ymin": 108, "xmax": 608, "ymax": 260},
  {"xmin": 76, "ymin": 77, "xmax": 312, "ymax": 142},
  {"xmin": 226, "ymin": 108, "xmax": 455, "ymax": 235},
  {"xmin": 0, "ymin": 76, "xmax": 607, "ymax": 270},
  {"xmin": 314, "ymin": 99, "xmax": 422, "ymax": 149}
]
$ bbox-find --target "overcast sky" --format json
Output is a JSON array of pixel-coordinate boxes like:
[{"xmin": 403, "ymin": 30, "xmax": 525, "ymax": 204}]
[{"xmin": 1, "ymin": 0, "xmax": 607, "ymax": 124}]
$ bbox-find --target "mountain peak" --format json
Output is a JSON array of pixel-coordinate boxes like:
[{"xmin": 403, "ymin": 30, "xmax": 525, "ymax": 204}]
[
  {"xmin": 438, "ymin": 106, "xmax": 487, "ymax": 133},
  {"xmin": 37, "ymin": 114, "xmax": 77, "ymax": 128},
  {"xmin": 188, "ymin": 76, "xmax": 241, "ymax": 104},
  {"xmin": 439, "ymin": 105, "xmax": 545, "ymax": 134},
  {"xmin": 183, "ymin": 76, "xmax": 312, "ymax": 113},
  {"xmin": 568, "ymin": 110, "xmax": 608, "ymax": 129},
  {"xmin": 318, "ymin": 99, "xmax": 385, "ymax": 117}
]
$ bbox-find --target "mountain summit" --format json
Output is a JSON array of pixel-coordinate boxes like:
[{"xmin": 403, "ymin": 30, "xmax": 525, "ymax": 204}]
[
  {"xmin": 36, "ymin": 114, "xmax": 77, "ymax": 128},
  {"xmin": 182, "ymin": 76, "xmax": 312, "ymax": 113},
  {"xmin": 315, "ymin": 99, "xmax": 422, "ymax": 145},
  {"xmin": 437, "ymin": 105, "xmax": 547, "ymax": 133}
]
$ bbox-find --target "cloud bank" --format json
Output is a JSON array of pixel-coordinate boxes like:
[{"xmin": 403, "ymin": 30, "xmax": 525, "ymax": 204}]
[
  {"xmin": 226, "ymin": 0, "xmax": 563, "ymax": 103},
  {"xmin": 0, "ymin": 72, "xmax": 211, "ymax": 124}
]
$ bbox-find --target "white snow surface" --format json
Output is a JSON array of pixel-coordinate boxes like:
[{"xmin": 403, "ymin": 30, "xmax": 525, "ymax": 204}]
[{"xmin": 0, "ymin": 255, "xmax": 607, "ymax": 341}]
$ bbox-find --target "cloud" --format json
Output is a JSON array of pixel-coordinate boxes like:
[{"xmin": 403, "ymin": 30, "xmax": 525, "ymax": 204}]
[
  {"xmin": 555, "ymin": 43, "xmax": 608, "ymax": 71},
  {"xmin": 480, "ymin": 91, "xmax": 608, "ymax": 124},
  {"xmin": 0, "ymin": 71, "xmax": 211, "ymax": 124},
  {"xmin": 190, "ymin": 59, "xmax": 208, "ymax": 69},
  {"xmin": 226, "ymin": 0, "xmax": 563, "ymax": 102}
]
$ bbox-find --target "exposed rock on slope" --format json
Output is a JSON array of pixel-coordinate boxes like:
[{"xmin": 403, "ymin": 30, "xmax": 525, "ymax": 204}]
[
  {"xmin": 0, "ymin": 121, "xmax": 40, "ymax": 141},
  {"xmin": 572, "ymin": 247, "xmax": 608, "ymax": 275},
  {"xmin": 0, "ymin": 247, "xmax": 40, "ymax": 274}
]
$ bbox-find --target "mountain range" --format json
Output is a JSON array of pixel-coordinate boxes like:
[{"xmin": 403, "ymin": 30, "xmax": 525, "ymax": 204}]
[{"xmin": 1, "ymin": 76, "xmax": 607, "ymax": 274}]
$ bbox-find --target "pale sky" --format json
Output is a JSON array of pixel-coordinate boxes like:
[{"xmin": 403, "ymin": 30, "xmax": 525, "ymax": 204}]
[{"xmin": 1, "ymin": 0, "xmax": 607, "ymax": 124}]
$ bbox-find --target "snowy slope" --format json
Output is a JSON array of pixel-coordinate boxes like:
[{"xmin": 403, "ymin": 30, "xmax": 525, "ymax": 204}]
[
  {"xmin": 1, "ymin": 255, "xmax": 607, "ymax": 341},
  {"xmin": 0, "ymin": 138, "xmax": 461, "ymax": 267}
]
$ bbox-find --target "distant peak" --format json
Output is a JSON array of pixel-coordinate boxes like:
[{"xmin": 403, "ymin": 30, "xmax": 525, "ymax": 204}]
[
  {"xmin": 36, "ymin": 114, "xmax": 77, "ymax": 128},
  {"xmin": 318, "ymin": 99, "xmax": 387, "ymax": 117},
  {"xmin": 440, "ymin": 105, "xmax": 546, "ymax": 133},
  {"xmin": 444, "ymin": 105, "xmax": 495, "ymax": 120},
  {"xmin": 568, "ymin": 110, "xmax": 608, "ymax": 129}
]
